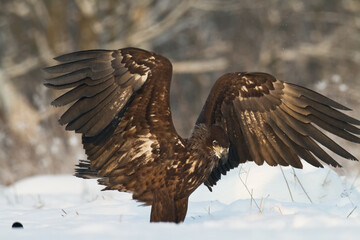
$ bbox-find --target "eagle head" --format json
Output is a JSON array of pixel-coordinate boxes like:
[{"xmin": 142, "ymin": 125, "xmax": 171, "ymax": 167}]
[{"xmin": 209, "ymin": 125, "xmax": 229, "ymax": 163}]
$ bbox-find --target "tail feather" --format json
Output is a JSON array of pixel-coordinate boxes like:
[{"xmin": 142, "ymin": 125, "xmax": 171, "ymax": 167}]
[{"xmin": 75, "ymin": 159, "xmax": 98, "ymax": 179}]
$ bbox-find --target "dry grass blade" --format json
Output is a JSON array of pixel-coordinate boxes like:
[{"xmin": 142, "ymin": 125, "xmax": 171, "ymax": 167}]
[
  {"xmin": 238, "ymin": 167, "xmax": 261, "ymax": 211},
  {"xmin": 280, "ymin": 166, "xmax": 294, "ymax": 202},
  {"xmin": 292, "ymin": 168, "xmax": 313, "ymax": 203},
  {"xmin": 346, "ymin": 206, "xmax": 357, "ymax": 218}
]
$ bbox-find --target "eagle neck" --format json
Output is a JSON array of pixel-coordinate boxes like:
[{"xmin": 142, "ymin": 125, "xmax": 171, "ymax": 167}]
[{"xmin": 187, "ymin": 124, "xmax": 219, "ymax": 178}]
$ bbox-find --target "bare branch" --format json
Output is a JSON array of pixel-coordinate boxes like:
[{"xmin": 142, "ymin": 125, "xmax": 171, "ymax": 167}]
[
  {"xmin": 123, "ymin": 0, "xmax": 193, "ymax": 46},
  {"xmin": 2, "ymin": 57, "xmax": 40, "ymax": 78},
  {"xmin": 173, "ymin": 58, "xmax": 228, "ymax": 74}
]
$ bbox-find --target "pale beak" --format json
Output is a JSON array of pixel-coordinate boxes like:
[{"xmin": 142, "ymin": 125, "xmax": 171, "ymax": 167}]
[{"xmin": 214, "ymin": 146, "xmax": 229, "ymax": 164}]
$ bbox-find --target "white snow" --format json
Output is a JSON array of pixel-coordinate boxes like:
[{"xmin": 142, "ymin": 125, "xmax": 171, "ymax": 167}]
[
  {"xmin": 339, "ymin": 83, "xmax": 349, "ymax": 92},
  {"xmin": 315, "ymin": 80, "xmax": 327, "ymax": 91},
  {"xmin": 1, "ymin": 162, "xmax": 360, "ymax": 239}
]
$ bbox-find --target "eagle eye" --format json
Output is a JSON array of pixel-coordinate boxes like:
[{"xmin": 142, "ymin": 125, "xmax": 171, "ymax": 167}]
[{"xmin": 212, "ymin": 140, "xmax": 218, "ymax": 145}]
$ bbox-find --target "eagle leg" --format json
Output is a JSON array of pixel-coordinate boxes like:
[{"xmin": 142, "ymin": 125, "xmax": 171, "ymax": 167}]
[
  {"xmin": 175, "ymin": 197, "xmax": 189, "ymax": 223},
  {"xmin": 150, "ymin": 191, "xmax": 176, "ymax": 223}
]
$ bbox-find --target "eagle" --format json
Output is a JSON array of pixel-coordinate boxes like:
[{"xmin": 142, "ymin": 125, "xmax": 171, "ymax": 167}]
[{"xmin": 44, "ymin": 47, "xmax": 360, "ymax": 223}]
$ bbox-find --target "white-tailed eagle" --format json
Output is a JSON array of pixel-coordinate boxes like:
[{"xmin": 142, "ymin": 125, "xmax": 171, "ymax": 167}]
[{"xmin": 44, "ymin": 47, "xmax": 360, "ymax": 223}]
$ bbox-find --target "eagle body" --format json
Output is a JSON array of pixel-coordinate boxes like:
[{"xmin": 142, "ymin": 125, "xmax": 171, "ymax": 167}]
[{"xmin": 44, "ymin": 47, "xmax": 360, "ymax": 223}]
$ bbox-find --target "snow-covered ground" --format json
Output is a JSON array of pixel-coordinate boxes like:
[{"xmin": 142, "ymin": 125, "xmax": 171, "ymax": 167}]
[{"xmin": 1, "ymin": 162, "xmax": 360, "ymax": 239}]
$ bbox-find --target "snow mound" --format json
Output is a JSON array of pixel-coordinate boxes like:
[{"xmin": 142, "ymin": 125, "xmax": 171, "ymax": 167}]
[{"xmin": 1, "ymin": 162, "xmax": 360, "ymax": 239}]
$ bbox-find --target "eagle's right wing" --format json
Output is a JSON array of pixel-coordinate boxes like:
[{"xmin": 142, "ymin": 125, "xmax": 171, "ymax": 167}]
[
  {"xmin": 44, "ymin": 48, "xmax": 153, "ymax": 137},
  {"xmin": 44, "ymin": 48, "xmax": 185, "ymax": 203}
]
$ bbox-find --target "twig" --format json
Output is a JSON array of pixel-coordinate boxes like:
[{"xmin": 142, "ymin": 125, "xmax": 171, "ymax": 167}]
[
  {"xmin": 292, "ymin": 168, "xmax": 313, "ymax": 203},
  {"xmin": 61, "ymin": 209, "xmax": 67, "ymax": 217},
  {"xmin": 350, "ymin": 171, "xmax": 360, "ymax": 191},
  {"xmin": 272, "ymin": 206, "xmax": 283, "ymax": 215},
  {"xmin": 123, "ymin": 0, "xmax": 193, "ymax": 46},
  {"xmin": 321, "ymin": 170, "xmax": 331, "ymax": 187},
  {"xmin": 259, "ymin": 194, "xmax": 270, "ymax": 214},
  {"xmin": 346, "ymin": 206, "xmax": 357, "ymax": 218},
  {"xmin": 238, "ymin": 167, "xmax": 260, "ymax": 211},
  {"xmin": 259, "ymin": 197, "xmax": 264, "ymax": 213},
  {"xmin": 2, "ymin": 57, "xmax": 40, "ymax": 78},
  {"xmin": 172, "ymin": 58, "xmax": 228, "ymax": 74},
  {"xmin": 192, "ymin": 0, "xmax": 250, "ymax": 11},
  {"xmin": 250, "ymin": 189, "xmax": 253, "ymax": 213},
  {"xmin": 280, "ymin": 166, "xmax": 294, "ymax": 202},
  {"xmin": 205, "ymin": 202, "xmax": 211, "ymax": 216}
]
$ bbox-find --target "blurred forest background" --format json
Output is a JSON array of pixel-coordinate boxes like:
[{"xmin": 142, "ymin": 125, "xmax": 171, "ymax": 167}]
[{"xmin": 0, "ymin": 0, "xmax": 359, "ymax": 185}]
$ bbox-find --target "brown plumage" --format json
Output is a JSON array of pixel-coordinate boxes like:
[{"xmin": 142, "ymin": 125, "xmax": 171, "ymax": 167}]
[{"xmin": 44, "ymin": 47, "xmax": 360, "ymax": 223}]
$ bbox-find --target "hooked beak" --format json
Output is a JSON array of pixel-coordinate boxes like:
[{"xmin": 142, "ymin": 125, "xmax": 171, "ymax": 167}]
[{"xmin": 213, "ymin": 146, "xmax": 229, "ymax": 164}]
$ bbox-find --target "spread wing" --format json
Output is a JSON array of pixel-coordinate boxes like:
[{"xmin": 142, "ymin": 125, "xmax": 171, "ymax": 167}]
[
  {"xmin": 196, "ymin": 72, "xmax": 360, "ymax": 190},
  {"xmin": 44, "ymin": 48, "xmax": 155, "ymax": 137},
  {"xmin": 44, "ymin": 48, "xmax": 185, "ymax": 203}
]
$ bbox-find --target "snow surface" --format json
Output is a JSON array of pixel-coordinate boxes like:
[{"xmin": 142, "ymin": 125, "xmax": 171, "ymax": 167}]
[{"xmin": 1, "ymin": 162, "xmax": 360, "ymax": 239}]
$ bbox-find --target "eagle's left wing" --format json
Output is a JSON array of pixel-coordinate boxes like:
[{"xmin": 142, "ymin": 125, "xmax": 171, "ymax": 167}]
[{"xmin": 196, "ymin": 72, "xmax": 360, "ymax": 190}]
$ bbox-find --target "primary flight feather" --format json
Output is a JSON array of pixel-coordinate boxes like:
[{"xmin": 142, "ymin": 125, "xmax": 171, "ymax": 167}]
[{"xmin": 44, "ymin": 47, "xmax": 360, "ymax": 223}]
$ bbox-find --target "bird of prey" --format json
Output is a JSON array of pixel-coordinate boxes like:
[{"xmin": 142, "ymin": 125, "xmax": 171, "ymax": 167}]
[{"xmin": 44, "ymin": 47, "xmax": 360, "ymax": 223}]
